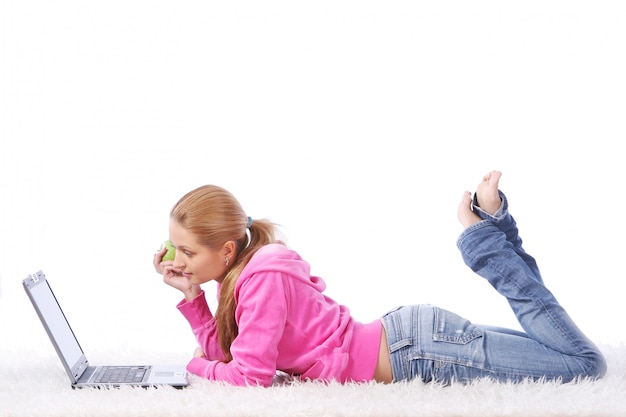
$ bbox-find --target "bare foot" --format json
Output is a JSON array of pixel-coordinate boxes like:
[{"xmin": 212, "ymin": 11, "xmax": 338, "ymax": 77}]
[
  {"xmin": 476, "ymin": 170, "xmax": 503, "ymax": 215},
  {"xmin": 458, "ymin": 191, "xmax": 482, "ymax": 228}
]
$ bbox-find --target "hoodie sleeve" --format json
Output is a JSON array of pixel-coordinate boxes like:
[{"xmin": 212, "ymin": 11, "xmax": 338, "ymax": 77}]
[
  {"xmin": 177, "ymin": 291, "xmax": 227, "ymax": 362},
  {"xmin": 185, "ymin": 271, "xmax": 289, "ymax": 386}
]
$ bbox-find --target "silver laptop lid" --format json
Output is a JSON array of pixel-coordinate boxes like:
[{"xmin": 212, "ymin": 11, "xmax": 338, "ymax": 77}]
[{"xmin": 23, "ymin": 271, "xmax": 89, "ymax": 383}]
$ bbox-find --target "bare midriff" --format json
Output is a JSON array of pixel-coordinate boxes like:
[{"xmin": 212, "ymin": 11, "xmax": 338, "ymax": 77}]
[{"xmin": 372, "ymin": 322, "xmax": 393, "ymax": 383}]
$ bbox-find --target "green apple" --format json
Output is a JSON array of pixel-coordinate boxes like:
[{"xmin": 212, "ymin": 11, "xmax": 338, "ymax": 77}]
[{"xmin": 161, "ymin": 240, "xmax": 176, "ymax": 262}]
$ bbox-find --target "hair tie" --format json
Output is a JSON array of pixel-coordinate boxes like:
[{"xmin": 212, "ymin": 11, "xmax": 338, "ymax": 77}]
[{"xmin": 244, "ymin": 216, "xmax": 253, "ymax": 249}]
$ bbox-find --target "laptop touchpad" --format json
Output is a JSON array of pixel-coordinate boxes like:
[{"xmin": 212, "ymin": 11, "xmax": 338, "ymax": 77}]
[{"xmin": 154, "ymin": 371, "xmax": 175, "ymax": 377}]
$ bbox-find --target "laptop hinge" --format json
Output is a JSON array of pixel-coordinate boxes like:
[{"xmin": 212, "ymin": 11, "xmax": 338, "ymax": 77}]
[{"xmin": 72, "ymin": 356, "xmax": 90, "ymax": 382}]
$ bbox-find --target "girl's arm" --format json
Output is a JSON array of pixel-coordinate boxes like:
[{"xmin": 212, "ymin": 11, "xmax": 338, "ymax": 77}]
[
  {"xmin": 184, "ymin": 271, "xmax": 290, "ymax": 386},
  {"xmin": 177, "ymin": 291, "xmax": 228, "ymax": 362}
]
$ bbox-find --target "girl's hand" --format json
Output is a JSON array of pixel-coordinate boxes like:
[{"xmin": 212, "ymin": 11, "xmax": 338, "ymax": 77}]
[
  {"xmin": 193, "ymin": 346, "xmax": 206, "ymax": 359},
  {"xmin": 163, "ymin": 264, "xmax": 201, "ymax": 301},
  {"xmin": 154, "ymin": 248, "xmax": 201, "ymax": 300},
  {"xmin": 153, "ymin": 246, "xmax": 168, "ymax": 274}
]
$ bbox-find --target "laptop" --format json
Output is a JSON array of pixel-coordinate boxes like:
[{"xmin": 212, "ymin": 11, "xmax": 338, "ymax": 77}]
[{"xmin": 23, "ymin": 270, "xmax": 189, "ymax": 389}]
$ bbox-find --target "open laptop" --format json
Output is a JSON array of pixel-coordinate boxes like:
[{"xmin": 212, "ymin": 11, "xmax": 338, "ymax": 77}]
[{"xmin": 23, "ymin": 270, "xmax": 188, "ymax": 389}]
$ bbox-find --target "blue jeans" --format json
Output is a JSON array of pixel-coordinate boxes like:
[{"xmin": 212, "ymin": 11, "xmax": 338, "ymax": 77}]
[{"xmin": 382, "ymin": 191, "xmax": 607, "ymax": 384}]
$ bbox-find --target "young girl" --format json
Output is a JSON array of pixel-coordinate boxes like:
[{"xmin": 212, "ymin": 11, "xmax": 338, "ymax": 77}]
[{"xmin": 153, "ymin": 171, "xmax": 606, "ymax": 387}]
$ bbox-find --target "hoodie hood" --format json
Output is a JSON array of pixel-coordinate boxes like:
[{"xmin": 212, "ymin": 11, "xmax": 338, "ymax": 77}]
[{"xmin": 239, "ymin": 243, "xmax": 326, "ymax": 293}]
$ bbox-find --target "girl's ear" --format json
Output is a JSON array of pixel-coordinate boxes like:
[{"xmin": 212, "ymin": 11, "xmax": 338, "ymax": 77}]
[{"xmin": 222, "ymin": 240, "xmax": 237, "ymax": 260}]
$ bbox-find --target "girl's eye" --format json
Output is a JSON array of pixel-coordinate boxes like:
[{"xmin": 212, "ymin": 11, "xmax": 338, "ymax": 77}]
[{"xmin": 183, "ymin": 251, "xmax": 193, "ymax": 257}]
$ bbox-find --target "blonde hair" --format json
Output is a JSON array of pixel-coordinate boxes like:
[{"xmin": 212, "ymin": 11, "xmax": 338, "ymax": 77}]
[{"xmin": 170, "ymin": 185, "xmax": 278, "ymax": 361}]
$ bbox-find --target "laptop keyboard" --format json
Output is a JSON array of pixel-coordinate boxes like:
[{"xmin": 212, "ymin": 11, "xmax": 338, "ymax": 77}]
[{"xmin": 93, "ymin": 366, "xmax": 148, "ymax": 384}]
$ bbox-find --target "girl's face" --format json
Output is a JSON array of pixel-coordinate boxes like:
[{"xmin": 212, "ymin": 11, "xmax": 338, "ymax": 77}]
[{"xmin": 168, "ymin": 219, "xmax": 231, "ymax": 285}]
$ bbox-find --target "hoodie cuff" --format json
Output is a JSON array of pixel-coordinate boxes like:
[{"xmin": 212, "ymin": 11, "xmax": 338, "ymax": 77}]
[{"xmin": 177, "ymin": 291, "xmax": 214, "ymax": 330}]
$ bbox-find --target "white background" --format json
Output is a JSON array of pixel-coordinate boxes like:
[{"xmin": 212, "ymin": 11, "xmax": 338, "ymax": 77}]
[{"xmin": 1, "ymin": 1, "xmax": 624, "ymax": 358}]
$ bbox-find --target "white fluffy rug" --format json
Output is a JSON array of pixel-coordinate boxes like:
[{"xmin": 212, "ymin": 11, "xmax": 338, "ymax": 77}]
[{"xmin": 1, "ymin": 344, "xmax": 625, "ymax": 417}]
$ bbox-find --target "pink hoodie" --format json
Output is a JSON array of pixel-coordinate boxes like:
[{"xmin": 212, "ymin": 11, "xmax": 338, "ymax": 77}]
[{"xmin": 177, "ymin": 243, "xmax": 382, "ymax": 386}]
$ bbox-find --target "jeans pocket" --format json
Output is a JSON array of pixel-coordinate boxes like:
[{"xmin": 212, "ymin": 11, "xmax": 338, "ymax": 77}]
[{"xmin": 432, "ymin": 307, "xmax": 483, "ymax": 344}]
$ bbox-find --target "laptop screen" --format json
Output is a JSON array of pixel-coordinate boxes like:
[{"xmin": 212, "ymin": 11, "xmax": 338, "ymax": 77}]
[{"xmin": 23, "ymin": 272, "xmax": 84, "ymax": 376}]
